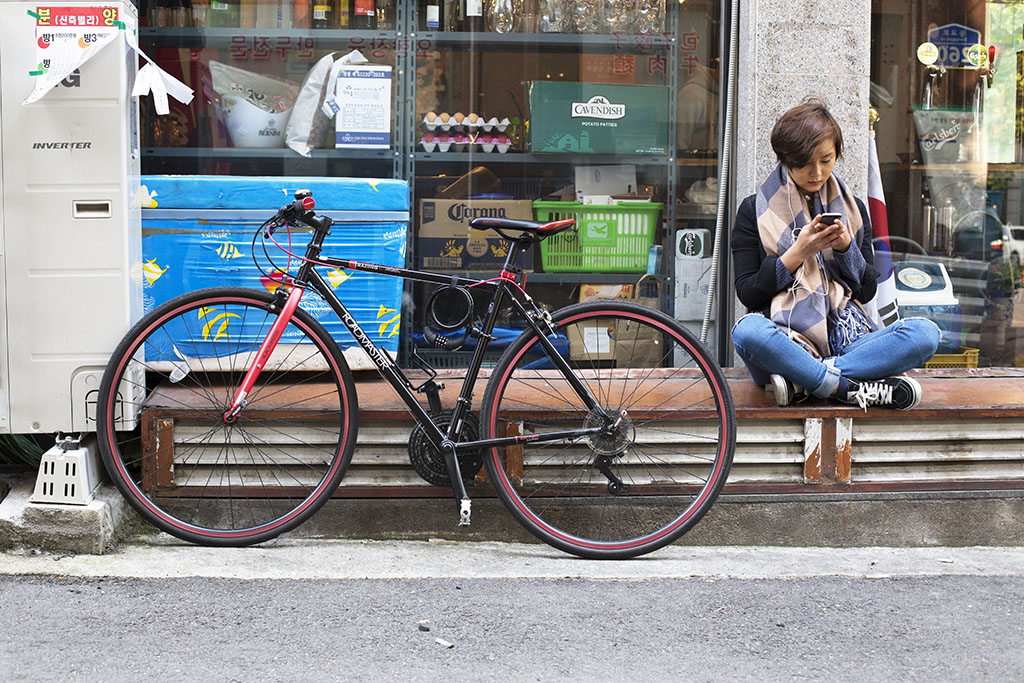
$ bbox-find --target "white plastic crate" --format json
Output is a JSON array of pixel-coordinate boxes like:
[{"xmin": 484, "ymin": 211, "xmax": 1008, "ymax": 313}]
[{"xmin": 30, "ymin": 440, "xmax": 103, "ymax": 505}]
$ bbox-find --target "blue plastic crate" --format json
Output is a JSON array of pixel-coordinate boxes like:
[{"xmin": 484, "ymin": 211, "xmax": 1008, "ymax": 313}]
[{"xmin": 140, "ymin": 175, "xmax": 409, "ymax": 355}]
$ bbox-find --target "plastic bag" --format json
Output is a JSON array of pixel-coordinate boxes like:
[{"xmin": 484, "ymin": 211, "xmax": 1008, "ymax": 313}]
[
  {"xmin": 210, "ymin": 60, "xmax": 298, "ymax": 114},
  {"xmin": 285, "ymin": 52, "xmax": 337, "ymax": 157},
  {"xmin": 210, "ymin": 61, "xmax": 299, "ymax": 148}
]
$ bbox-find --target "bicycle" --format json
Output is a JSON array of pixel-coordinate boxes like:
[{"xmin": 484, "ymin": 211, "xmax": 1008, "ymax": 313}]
[{"xmin": 97, "ymin": 189, "xmax": 736, "ymax": 559}]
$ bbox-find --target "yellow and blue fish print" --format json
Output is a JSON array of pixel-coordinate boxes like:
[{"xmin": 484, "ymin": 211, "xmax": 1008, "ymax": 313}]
[
  {"xmin": 129, "ymin": 258, "xmax": 169, "ymax": 286},
  {"xmin": 377, "ymin": 305, "xmax": 401, "ymax": 338},
  {"xmin": 216, "ymin": 242, "xmax": 244, "ymax": 260},
  {"xmin": 198, "ymin": 306, "xmax": 241, "ymax": 341},
  {"xmin": 327, "ymin": 269, "xmax": 352, "ymax": 289}
]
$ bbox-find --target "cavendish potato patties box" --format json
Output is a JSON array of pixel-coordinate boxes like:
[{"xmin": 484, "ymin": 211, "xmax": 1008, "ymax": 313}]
[
  {"xmin": 527, "ymin": 81, "xmax": 669, "ymax": 155},
  {"xmin": 417, "ymin": 198, "xmax": 535, "ymax": 271}
]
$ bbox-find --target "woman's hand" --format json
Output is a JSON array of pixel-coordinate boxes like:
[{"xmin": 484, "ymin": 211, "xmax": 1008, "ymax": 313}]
[
  {"xmin": 780, "ymin": 214, "xmax": 852, "ymax": 273},
  {"xmin": 817, "ymin": 214, "xmax": 852, "ymax": 252}
]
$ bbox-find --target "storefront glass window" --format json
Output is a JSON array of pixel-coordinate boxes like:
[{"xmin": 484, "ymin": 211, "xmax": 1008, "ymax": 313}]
[
  {"xmin": 872, "ymin": 0, "xmax": 1024, "ymax": 366},
  {"xmin": 137, "ymin": 0, "xmax": 723, "ymax": 369}
]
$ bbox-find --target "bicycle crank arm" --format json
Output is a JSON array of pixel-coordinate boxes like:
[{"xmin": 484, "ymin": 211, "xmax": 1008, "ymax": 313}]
[{"xmin": 440, "ymin": 439, "xmax": 473, "ymax": 525}]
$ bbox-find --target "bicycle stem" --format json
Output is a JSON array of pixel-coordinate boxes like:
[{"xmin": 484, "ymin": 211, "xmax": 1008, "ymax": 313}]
[{"xmin": 224, "ymin": 285, "xmax": 305, "ymax": 422}]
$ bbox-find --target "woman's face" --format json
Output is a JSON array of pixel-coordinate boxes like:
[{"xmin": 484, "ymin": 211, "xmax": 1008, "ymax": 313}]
[{"xmin": 788, "ymin": 139, "xmax": 837, "ymax": 196}]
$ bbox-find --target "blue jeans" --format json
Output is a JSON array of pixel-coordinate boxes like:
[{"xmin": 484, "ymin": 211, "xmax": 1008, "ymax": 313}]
[{"xmin": 731, "ymin": 313, "xmax": 942, "ymax": 398}]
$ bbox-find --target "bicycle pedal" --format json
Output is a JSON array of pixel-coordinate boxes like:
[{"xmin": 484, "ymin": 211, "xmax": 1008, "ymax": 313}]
[{"xmin": 459, "ymin": 497, "xmax": 472, "ymax": 526}]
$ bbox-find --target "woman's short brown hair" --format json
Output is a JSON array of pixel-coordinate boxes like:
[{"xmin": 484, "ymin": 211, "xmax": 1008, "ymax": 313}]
[{"xmin": 770, "ymin": 98, "xmax": 844, "ymax": 168}]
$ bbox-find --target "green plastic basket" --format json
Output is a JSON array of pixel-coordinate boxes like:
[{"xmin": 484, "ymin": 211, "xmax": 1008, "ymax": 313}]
[{"xmin": 533, "ymin": 200, "xmax": 662, "ymax": 272}]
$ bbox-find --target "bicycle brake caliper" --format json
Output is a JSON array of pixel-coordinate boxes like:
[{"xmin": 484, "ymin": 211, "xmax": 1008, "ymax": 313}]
[{"xmin": 528, "ymin": 301, "xmax": 557, "ymax": 337}]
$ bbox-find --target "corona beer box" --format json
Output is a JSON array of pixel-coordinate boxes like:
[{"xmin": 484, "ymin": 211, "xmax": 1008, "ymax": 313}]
[
  {"xmin": 140, "ymin": 175, "xmax": 409, "ymax": 360},
  {"xmin": 417, "ymin": 198, "xmax": 535, "ymax": 272},
  {"xmin": 527, "ymin": 81, "xmax": 669, "ymax": 155}
]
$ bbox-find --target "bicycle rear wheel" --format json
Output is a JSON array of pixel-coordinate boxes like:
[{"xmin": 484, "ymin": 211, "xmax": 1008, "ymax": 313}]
[
  {"xmin": 481, "ymin": 301, "xmax": 735, "ymax": 559},
  {"xmin": 97, "ymin": 287, "xmax": 357, "ymax": 546}
]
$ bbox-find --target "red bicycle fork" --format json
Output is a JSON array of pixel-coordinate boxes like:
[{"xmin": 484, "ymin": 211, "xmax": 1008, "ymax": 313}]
[{"xmin": 223, "ymin": 286, "xmax": 305, "ymax": 423}]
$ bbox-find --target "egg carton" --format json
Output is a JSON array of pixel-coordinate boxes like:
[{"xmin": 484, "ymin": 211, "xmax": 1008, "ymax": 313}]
[
  {"xmin": 422, "ymin": 114, "xmax": 511, "ymax": 134},
  {"xmin": 420, "ymin": 134, "xmax": 512, "ymax": 153}
]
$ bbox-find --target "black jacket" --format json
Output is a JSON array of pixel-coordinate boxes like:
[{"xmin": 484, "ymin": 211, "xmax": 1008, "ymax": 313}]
[{"xmin": 730, "ymin": 194, "xmax": 879, "ymax": 314}]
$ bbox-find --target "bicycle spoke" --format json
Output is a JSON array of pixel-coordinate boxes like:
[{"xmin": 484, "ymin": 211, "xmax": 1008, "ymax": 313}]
[
  {"xmin": 484, "ymin": 303, "xmax": 735, "ymax": 558},
  {"xmin": 98, "ymin": 290, "xmax": 353, "ymax": 545}
]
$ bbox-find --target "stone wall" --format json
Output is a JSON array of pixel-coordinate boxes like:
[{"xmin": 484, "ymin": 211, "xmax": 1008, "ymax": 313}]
[{"xmin": 735, "ymin": 0, "xmax": 872, "ymax": 200}]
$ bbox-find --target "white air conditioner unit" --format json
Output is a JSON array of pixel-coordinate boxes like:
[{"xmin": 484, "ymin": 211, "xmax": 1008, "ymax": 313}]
[{"xmin": 0, "ymin": 0, "xmax": 142, "ymax": 434}]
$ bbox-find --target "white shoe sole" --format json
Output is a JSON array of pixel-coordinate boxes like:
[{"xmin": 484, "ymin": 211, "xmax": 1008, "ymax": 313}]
[
  {"xmin": 894, "ymin": 375, "xmax": 923, "ymax": 410},
  {"xmin": 769, "ymin": 374, "xmax": 792, "ymax": 406}
]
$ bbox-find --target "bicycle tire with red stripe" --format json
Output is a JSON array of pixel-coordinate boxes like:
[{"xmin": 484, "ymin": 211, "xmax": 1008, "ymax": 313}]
[
  {"xmin": 481, "ymin": 300, "xmax": 735, "ymax": 559},
  {"xmin": 96, "ymin": 287, "xmax": 358, "ymax": 546}
]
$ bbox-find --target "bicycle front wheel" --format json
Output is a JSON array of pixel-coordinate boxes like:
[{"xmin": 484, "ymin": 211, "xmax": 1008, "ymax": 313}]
[
  {"xmin": 97, "ymin": 287, "xmax": 358, "ymax": 546},
  {"xmin": 481, "ymin": 301, "xmax": 735, "ymax": 559}
]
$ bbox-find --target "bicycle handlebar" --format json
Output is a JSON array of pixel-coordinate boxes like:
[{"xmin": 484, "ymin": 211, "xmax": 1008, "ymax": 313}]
[{"xmin": 264, "ymin": 189, "xmax": 333, "ymax": 237}]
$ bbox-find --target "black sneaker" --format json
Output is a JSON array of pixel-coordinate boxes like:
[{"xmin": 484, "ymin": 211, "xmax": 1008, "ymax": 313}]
[
  {"xmin": 839, "ymin": 376, "xmax": 922, "ymax": 411},
  {"xmin": 769, "ymin": 374, "xmax": 807, "ymax": 407}
]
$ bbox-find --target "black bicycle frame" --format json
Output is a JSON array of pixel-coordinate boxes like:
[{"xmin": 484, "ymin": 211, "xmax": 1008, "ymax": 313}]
[{"xmin": 281, "ymin": 223, "xmax": 607, "ymax": 499}]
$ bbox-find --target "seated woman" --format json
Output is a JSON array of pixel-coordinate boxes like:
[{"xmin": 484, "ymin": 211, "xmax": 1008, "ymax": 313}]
[{"xmin": 730, "ymin": 99, "xmax": 940, "ymax": 410}]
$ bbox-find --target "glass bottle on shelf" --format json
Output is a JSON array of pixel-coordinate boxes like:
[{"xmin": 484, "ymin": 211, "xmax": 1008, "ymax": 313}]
[
  {"xmin": 206, "ymin": 0, "xmax": 240, "ymax": 26},
  {"xmin": 375, "ymin": 0, "xmax": 393, "ymax": 28},
  {"xmin": 148, "ymin": 0, "xmax": 168, "ymax": 27},
  {"xmin": 572, "ymin": 0, "xmax": 601, "ymax": 33},
  {"xmin": 536, "ymin": 0, "xmax": 568, "ymax": 33},
  {"xmin": 517, "ymin": 0, "xmax": 537, "ymax": 32},
  {"xmin": 191, "ymin": 0, "xmax": 209, "ymax": 26},
  {"xmin": 443, "ymin": 0, "xmax": 461, "ymax": 30},
  {"xmin": 634, "ymin": 0, "xmax": 663, "ymax": 34},
  {"xmin": 603, "ymin": 0, "xmax": 636, "ymax": 34},
  {"xmin": 420, "ymin": 0, "xmax": 443, "ymax": 30},
  {"xmin": 337, "ymin": 0, "xmax": 350, "ymax": 27},
  {"xmin": 168, "ymin": 0, "xmax": 188, "ymax": 27},
  {"xmin": 462, "ymin": 0, "xmax": 483, "ymax": 31},
  {"xmin": 351, "ymin": 0, "xmax": 377, "ymax": 29},
  {"xmin": 311, "ymin": 0, "xmax": 333, "ymax": 27},
  {"xmin": 292, "ymin": 0, "xmax": 311, "ymax": 27},
  {"xmin": 486, "ymin": 0, "xmax": 516, "ymax": 33}
]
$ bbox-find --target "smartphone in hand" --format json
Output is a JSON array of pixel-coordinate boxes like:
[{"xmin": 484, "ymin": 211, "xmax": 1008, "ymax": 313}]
[{"xmin": 818, "ymin": 212, "xmax": 842, "ymax": 227}]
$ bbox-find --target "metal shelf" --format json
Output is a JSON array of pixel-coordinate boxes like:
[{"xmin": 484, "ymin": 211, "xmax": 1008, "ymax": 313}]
[
  {"xmin": 410, "ymin": 30, "xmax": 674, "ymax": 53},
  {"xmin": 139, "ymin": 27, "xmax": 671, "ymax": 52},
  {"xmin": 142, "ymin": 147, "xmax": 398, "ymax": 160},
  {"xmin": 414, "ymin": 152, "xmax": 673, "ymax": 165},
  {"xmin": 139, "ymin": 27, "xmax": 397, "ymax": 48}
]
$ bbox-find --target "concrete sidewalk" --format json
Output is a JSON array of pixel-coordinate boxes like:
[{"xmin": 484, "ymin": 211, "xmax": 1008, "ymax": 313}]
[
  {"xmin": 3, "ymin": 537, "xmax": 1024, "ymax": 580},
  {"xmin": 3, "ymin": 471, "xmax": 1024, "ymax": 555}
]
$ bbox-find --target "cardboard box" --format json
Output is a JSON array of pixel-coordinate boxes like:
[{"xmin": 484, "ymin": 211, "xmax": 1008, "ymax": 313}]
[
  {"xmin": 528, "ymin": 81, "xmax": 669, "ymax": 156},
  {"xmin": 417, "ymin": 198, "xmax": 535, "ymax": 272},
  {"xmin": 578, "ymin": 283, "xmax": 633, "ymax": 303},
  {"xmin": 674, "ymin": 228, "xmax": 713, "ymax": 320},
  {"xmin": 565, "ymin": 316, "xmax": 662, "ymax": 367}
]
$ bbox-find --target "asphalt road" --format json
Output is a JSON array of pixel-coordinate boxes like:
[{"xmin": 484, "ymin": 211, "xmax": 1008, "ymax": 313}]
[{"xmin": 1, "ymin": 540, "xmax": 1022, "ymax": 681}]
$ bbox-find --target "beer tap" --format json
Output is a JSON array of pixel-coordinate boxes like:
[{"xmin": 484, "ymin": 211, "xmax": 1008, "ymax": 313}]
[{"xmin": 922, "ymin": 64, "xmax": 946, "ymax": 110}]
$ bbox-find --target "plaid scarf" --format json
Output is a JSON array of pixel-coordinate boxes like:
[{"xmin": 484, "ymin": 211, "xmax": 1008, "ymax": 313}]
[{"xmin": 755, "ymin": 164, "xmax": 865, "ymax": 358}]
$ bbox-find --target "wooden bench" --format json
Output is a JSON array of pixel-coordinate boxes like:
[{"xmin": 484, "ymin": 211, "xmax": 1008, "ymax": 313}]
[
  {"xmin": 344, "ymin": 367, "xmax": 1024, "ymax": 493},
  {"xmin": 136, "ymin": 367, "xmax": 1024, "ymax": 497}
]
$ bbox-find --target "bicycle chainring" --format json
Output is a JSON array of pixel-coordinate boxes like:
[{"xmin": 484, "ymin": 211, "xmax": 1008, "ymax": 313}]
[{"xmin": 408, "ymin": 411, "xmax": 484, "ymax": 487}]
